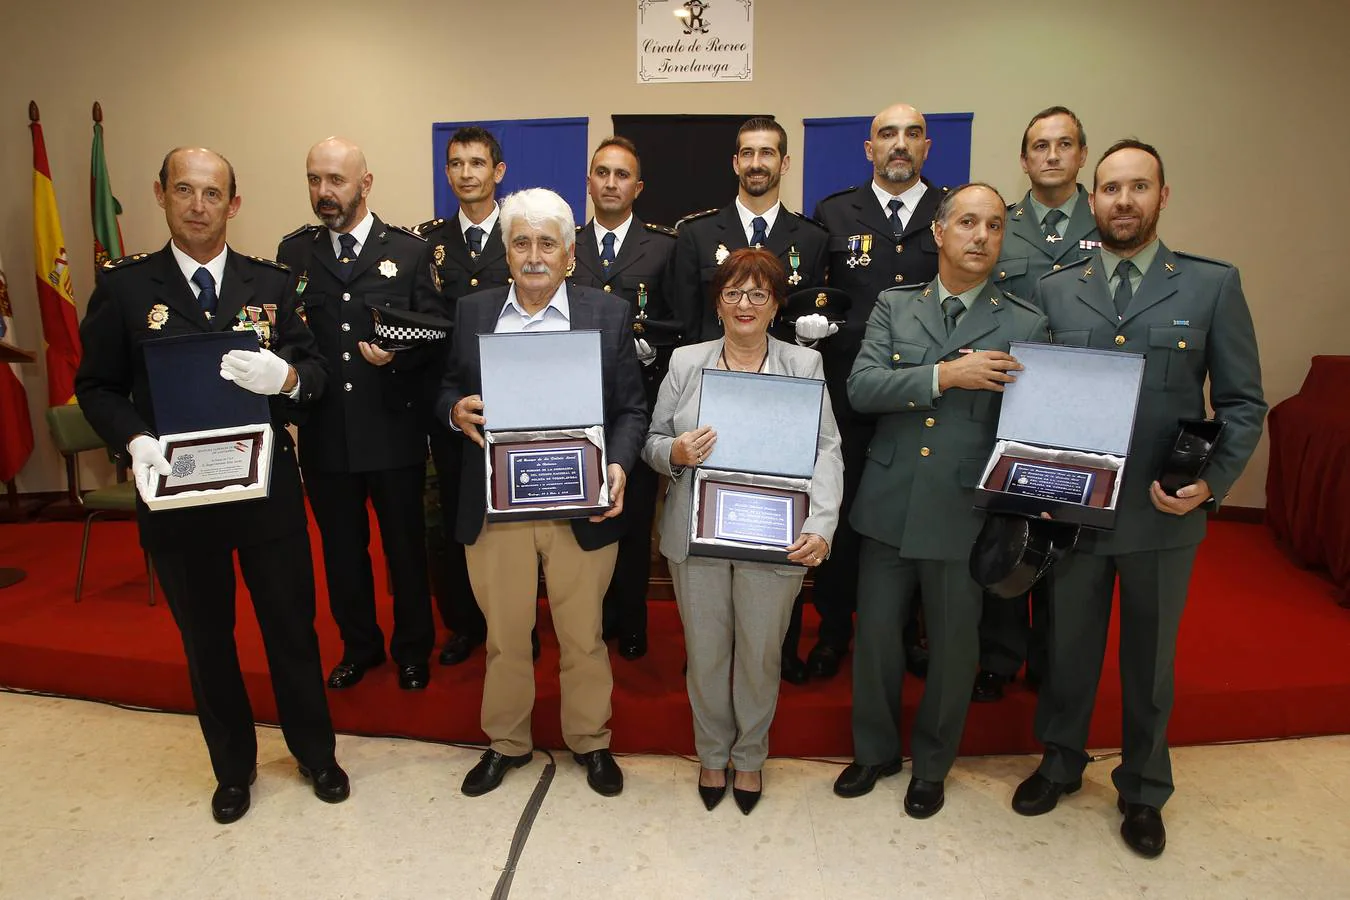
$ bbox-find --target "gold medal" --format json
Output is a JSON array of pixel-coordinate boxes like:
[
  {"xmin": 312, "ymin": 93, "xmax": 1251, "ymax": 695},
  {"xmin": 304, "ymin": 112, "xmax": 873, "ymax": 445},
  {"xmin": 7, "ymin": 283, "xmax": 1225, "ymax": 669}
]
[
  {"xmin": 787, "ymin": 245, "xmax": 803, "ymax": 285},
  {"xmin": 147, "ymin": 304, "xmax": 169, "ymax": 330},
  {"xmin": 859, "ymin": 234, "xmax": 873, "ymax": 267}
]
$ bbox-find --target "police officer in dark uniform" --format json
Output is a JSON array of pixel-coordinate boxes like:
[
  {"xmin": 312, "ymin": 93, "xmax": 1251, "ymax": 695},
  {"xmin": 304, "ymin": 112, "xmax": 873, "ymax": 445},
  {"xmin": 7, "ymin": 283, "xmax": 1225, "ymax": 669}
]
[
  {"xmin": 669, "ymin": 117, "xmax": 828, "ymax": 682},
  {"xmin": 76, "ymin": 147, "xmax": 347, "ymax": 824},
  {"xmin": 976, "ymin": 106, "xmax": 1102, "ymax": 702},
  {"xmin": 806, "ymin": 103, "xmax": 945, "ymax": 680},
  {"xmin": 570, "ymin": 136, "xmax": 679, "ymax": 661},
  {"xmin": 414, "ymin": 125, "xmax": 511, "ymax": 665},
  {"xmin": 277, "ymin": 137, "xmax": 442, "ymax": 691}
]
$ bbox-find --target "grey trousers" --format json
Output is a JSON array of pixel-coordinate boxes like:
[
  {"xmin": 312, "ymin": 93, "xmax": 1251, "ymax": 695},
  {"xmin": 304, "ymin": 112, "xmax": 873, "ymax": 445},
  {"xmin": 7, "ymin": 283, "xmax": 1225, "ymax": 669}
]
[
  {"xmin": 670, "ymin": 555, "xmax": 804, "ymax": 771},
  {"xmin": 1034, "ymin": 545, "xmax": 1197, "ymax": 809},
  {"xmin": 852, "ymin": 537, "xmax": 983, "ymax": 781}
]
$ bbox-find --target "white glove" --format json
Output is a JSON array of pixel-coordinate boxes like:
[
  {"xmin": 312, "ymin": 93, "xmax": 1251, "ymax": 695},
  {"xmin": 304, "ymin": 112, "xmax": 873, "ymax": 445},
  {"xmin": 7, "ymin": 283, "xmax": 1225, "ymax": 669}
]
[
  {"xmin": 128, "ymin": 435, "xmax": 172, "ymax": 503},
  {"xmin": 635, "ymin": 338, "xmax": 658, "ymax": 367},
  {"xmin": 795, "ymin": 314, "xmax": 839, "ymax": 344},
  {"xmin": 219, "ymin": 348, "xmax": 291, "ymax": 396}
]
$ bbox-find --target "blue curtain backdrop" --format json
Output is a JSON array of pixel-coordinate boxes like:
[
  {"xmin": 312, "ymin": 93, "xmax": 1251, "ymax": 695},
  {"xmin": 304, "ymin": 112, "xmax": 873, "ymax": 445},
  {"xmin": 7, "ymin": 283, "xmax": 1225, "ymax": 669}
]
[
  {"xmin": 801, "ymin": 113, "xmax": 973, "ymax": 216},
  {"xmin": 431, "ymin": 118, "xmax": 589, "ymax": 223}
]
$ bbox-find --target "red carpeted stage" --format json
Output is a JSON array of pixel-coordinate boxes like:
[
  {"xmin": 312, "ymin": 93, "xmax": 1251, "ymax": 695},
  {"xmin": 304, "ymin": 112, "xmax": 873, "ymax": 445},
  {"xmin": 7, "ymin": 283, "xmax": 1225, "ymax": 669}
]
[{"xmin": 1, "ymin": 515, "xmax": 1348, "ymax": 758}]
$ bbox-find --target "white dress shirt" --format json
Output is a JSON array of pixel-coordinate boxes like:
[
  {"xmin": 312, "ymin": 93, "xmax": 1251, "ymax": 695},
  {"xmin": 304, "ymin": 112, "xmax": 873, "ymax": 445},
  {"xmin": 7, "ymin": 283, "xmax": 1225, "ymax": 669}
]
[
  {"xmin": 495, "ymin": 282, "xmax": 572, "ymax": 333},
  {"xmin": 592, "ymin": 214, "xmax": 634, "ymax": 259},
  {"xmin": 169, "ymin": 242, "xmax": 228, "ymax": 298},
  {"xmin": 459, "ymin": 204, "xmax": 501, "ymax": 249},
  {"xmin": 734, "ymin": 198, "xmax": 781, "ymax": 246},
  {"xmin": 328, "ymin": 210, "xmax": 375, "ymax": 259},
  {"xmin": 871, "ymin": 179, "xmax": 928, "ymax": 232}
]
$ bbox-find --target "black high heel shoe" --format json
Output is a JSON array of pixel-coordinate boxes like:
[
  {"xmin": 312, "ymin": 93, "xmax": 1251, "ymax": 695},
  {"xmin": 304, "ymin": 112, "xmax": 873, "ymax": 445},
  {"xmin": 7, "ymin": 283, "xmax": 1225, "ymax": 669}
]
[
  {"xmin": 698, "ymin": 767, "xmax": 729, "ymax": 811},
  {"xmin": 733, "ymin": 772, "xmax": 762, "ymax": 815}
]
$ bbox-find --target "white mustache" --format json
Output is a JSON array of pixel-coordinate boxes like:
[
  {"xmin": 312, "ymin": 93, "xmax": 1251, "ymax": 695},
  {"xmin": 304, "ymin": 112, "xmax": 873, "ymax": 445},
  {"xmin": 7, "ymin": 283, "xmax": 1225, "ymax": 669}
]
[{"xmin": 520, "ymin": 262, "xmax": 551, "ymax": 274}]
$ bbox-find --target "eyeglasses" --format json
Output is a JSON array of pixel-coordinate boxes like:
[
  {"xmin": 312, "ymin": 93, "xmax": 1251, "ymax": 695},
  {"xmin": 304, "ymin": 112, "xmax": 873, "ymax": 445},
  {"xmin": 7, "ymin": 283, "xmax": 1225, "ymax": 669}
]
[{"xmin": 719, "ymin": 287, "xmax": 772, "ymax": 306}]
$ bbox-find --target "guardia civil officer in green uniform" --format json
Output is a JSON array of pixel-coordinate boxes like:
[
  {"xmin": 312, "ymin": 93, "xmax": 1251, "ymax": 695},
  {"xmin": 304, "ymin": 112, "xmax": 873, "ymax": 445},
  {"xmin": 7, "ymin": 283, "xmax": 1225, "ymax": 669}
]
[
  {"xmin": 839, "ymin": 184, "xmax": 1049, "ymax": 818},
  {"xmin": 1011, "ymin": 140, "xmax": 1266, "ymax": 859},
  {"xmin": 570, "ymin": 136, "xmax": 679, "ymax": 661},
  {"xmin": 975, "ymin": 106, "xmax": 1102, "ymax": 702},
  {"xmin": 802, "ymin": 103, "xmax": 947, "ymax": 681},
  {"xmin": 277, "ymin": 138, "xmax": 442, "ymax": 693}
]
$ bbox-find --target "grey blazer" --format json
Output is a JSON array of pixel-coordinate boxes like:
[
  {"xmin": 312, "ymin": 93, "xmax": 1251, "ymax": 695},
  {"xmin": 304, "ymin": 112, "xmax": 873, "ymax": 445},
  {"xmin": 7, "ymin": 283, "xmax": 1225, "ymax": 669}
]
[{"xmin": 642, "ymin": 337, "xmax": 844, "ymax": 564}]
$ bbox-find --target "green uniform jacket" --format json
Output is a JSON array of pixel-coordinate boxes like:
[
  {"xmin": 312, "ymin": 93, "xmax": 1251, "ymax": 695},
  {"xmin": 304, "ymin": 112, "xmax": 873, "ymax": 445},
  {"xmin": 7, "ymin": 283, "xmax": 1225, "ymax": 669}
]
[
  {"xmin": 847, "ymin": 280, "xmax": 1050, "ymax": 559},
  {"xmin": 993, "ymin": 186, "xmax": 1101, "ymax": 301},
  {"xmin": 1035, "ymin": 243, "xmax": 1266, "ymax": 555}
]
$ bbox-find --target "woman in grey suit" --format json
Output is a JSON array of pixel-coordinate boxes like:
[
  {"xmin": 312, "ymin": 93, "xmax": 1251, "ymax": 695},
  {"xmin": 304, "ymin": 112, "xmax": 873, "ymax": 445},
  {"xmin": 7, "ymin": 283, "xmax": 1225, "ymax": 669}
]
[{"xmin": 643, "ymin": 249, "xmax": 843, "ymax": 814}]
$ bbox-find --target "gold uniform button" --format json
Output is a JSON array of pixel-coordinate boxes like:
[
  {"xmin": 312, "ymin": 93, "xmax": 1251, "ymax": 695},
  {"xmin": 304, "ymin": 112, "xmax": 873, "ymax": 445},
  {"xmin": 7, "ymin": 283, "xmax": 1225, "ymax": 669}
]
[
  {"xmin": 924, "ymin": 417, "xmax": 936, "ymax": 427},
  {"xmin": 998, "ymin": 271, "xmax": 1006, "ymax": 279},
  {"xmin": 1178, "ymin": 340, "xmax": 1187, "ymax": 349},
  {"xmin": 469, "ymin": 277, "xmax": 479, "ymax": 287},
  {"xmin": 1052, "ymin": 264, "xmax": 1062, "ymax": 271},
  {"xmin": 892, "ymin": 353, "xmax": 901, "ymax": 362},
  {"xmin": 603, "ymin": 285, "xmax": 613, "ymax": 292},
  {"xmin": 1115, "ymin": 335, "xmax": 1126, "ymax": 346},
  {"xmin": 907, "ymin": 401, "xmax": 916, "ymax": 408},
  {"xmin": 895, "ymin": 244, "xmax": 903, "ymax": 254},
  {"xmin": 920, "ymin": 447, "xmax": 931, "ymax": 457}
]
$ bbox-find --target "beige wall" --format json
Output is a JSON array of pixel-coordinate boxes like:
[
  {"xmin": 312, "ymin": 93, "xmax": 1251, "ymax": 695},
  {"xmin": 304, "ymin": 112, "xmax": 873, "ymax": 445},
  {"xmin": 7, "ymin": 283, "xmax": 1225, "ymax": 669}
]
[{"xmin": 2, "ymin": 0, "xmax": 1346, "ymax": 505}]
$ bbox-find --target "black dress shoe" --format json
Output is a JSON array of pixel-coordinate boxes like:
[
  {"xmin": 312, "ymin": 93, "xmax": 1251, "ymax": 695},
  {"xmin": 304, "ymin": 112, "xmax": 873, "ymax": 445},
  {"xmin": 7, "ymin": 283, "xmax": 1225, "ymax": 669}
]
[
  {"xmin": 1011, "ymin": 771, "xmax": 1082, "ymax": 816},
  {"xmin": 531, "ymin": 628, "xmax": 541, "ymax": 662},
  {"xmin": 326, "ymin": 657, "xmax": 384, "ymax": 689},
  {"xmin": 211, "ymin": 769, "xmax": 257, "ymax": 824},
  {"xmin": 698, "ymin": 770, "xmax": 729, "ymax": 811},
  {"xmin": 438, "ymin": 633, "xmax": 482, "ymax": 666},
  {"xmin": 833, "ymin": 758, "xmax": 904, "ymax": 798},
  {"xmin": 972, "ymin": 670, "xmax": 1008, "ymax": 703},
  {"xmin": 618, "ymin": 632, "xmax": 648, "ymax": 661},
  {"xmin": 904, "ymin": 777, "xmax": 945, "ymax": 819},
  {"xmin": 574, "ymin": 749, "xmax": 624, "ymax": 796},
  {"xmin": 806, "ymin": 641, "xmax": 846, "ymax": 679},
  {"xmin": 905, "ymin": 645, "xmax": 929, "ymax": 679},
  {"xmin": 780, "ymin": 653, "xmax": 808, "ymax": 685},
  {"xmin": 732, "ymin": 772, "xmax": 762, "ymax": 815},
  {"xmin": 1118, "ymin": 797, "xmax": 1167, "ymax": 857},
  {"xmin": 398, "ymin": 663, "xmax": 430, "ymax": 690},
  {"xmin": 298, "ymin": 764, "xmax": 350, "ymax": 803},
  {"xmin": 462, "ymin": 749, "xmax": 532, "ymax": 797}
]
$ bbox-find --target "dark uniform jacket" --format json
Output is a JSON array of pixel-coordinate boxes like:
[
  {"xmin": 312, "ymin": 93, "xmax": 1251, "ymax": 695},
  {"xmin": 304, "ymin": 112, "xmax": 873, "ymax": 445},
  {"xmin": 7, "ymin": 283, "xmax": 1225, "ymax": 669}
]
[
  {"xmin": 847, "ymin": 280, "xmax": 1049, "ymax": 560},
  {"xmin": 435, "ymin": 285, "xmax": 649, "ymax": 550},
  {"xmin": 1037, "ymin": 245, "xmax": 1266, "ymax": 555},
  {"xmin": 75, "ymin": 244, "xmax": 326, "ymax": 552},
  {"xmin": 570, "ymin": 217, "xmax": 679, "ymax": 404},
  {"xmin": 994, "ymin": 186, "xmax": 1100, "ymax": 301},
  {"xmin": 670, "ymin": 203, "xmax": 828, "ymax": 344},
  {"xmin": 812, "ymin": 180, "xmax": 946, "ymax": 425},
  {"xmin": 415, "ymin": 215, "xmax": 512, "ymax": 301},
  {"xmin": 276, "ymin": 215, "xmax": 441, "ymax": 474}
]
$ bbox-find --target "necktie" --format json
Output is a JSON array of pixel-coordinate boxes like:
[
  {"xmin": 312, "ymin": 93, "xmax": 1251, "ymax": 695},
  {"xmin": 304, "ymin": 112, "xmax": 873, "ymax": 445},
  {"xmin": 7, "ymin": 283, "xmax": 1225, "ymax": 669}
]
[
  {"xmin": 191, "ymin": 266, "xmax": 217, "ymax": 315},
  {"xmin": 337, "ymin": 233, "xmax": 358, "ymax": 279},
  {"xmin": 600, "ymin": 231, "xmax": 616, "ymax": 269},
  {"xmin": 888, "ymin": 198, "xmax": 905, "ymax": 237},
  {"xmin": 942, "ymin": 295, "xmax": 963, "ymax": 337},
  {"xmin": 750, "ymin": 216, "xmax": 768, "ymax": 248},
  {"xmin": 1041, "ymin": 208, "xmax": 1066, "ymax": 242},
  {"xmin": 1113, "ymin": 259, "xmax": 1137, "ymax": 317},
  {"xmin": 466, "ymin": 225, "xmax": 485, "ymax": 256}
]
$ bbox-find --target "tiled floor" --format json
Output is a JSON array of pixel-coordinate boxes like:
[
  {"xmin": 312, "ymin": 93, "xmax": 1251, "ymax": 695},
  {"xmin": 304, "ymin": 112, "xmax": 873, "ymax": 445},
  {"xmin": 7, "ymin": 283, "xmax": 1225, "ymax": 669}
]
[{"xmin": 1, "ymin": 692, "xmax": 1346, "ymax": 899}]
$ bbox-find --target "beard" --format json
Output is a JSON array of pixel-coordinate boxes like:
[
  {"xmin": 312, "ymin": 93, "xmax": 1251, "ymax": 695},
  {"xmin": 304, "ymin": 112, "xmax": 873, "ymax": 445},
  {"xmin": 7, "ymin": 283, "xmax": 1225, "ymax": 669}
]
[
  {"xmin": 1100, "ymin": 204, "xmax": 1160, "ymax": 252},
  {"xmin": 878, "ymin": 154, "xmax": 916, "ymax": 183},
  {"xmin": 314, "ymin": 191, "xmax": 362, "ymax": 230},
  {"xmin": 739, "ymin": 167, "xmax": 780, "ymax": 197}
]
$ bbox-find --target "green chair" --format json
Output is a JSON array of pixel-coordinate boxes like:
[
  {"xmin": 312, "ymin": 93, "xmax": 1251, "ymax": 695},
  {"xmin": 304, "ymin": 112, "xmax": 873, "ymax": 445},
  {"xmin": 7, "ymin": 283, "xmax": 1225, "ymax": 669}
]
[{"xmin": 45, "ymin": 404, "xmax": 155, "ymax": 605}]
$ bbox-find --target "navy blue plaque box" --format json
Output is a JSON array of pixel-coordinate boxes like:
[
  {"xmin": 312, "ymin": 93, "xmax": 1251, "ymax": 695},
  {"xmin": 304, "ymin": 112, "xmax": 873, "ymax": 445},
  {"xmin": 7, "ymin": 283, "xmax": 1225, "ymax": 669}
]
[
  {"xmin": 141, "ymin": 331, "xmax": 275, "ymax": 511},
  {"xmin": 479, "ymin": 330, "xmax": 609, "ymax": 522},
  {"xmin": 690, "ymin": 369, "xmax": 824, "ymax": 565},
  {"xmin": 975, "ymin": 341, "xmax": 1145, "ymax": 530}
]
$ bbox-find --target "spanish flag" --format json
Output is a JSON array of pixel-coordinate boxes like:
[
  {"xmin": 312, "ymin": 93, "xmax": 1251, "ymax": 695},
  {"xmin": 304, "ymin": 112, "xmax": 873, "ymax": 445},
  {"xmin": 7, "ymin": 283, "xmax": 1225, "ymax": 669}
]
[{"xmin": 31, "ymin": 113, "xmax": 82, "ymax": 407}]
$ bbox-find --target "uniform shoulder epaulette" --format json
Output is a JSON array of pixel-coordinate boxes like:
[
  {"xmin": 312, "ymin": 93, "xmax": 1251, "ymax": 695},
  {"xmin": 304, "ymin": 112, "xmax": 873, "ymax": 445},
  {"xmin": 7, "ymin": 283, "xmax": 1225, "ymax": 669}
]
[
  {"xmin": 279, "ymin": 223, "xmax": 321, "ymax": 243},
  {"xmin": 1173, "ymin": 250, "xmax": 1234, "ymax": 269},
  {"xmin": 783, "ymin": 208, "xmax": 828, "ymax": 231},
  {"xmin": 245, "ymin": 255, "xmax": 291, "ymax": 272},
  {"xmin": 884, "ymin": 280, "xmax": 927, "ymax": 295},
  {"xmin": 100, "ymin": 252, "xmax": 152, "ymax": 272},
  {"xmin": 675, "ymin": 208, "xmax": 719, "ymax": 231},
  {"xmin": 999, "ymin": 289, "xmax": 1039, "ymax": 313},
  {"xmin": 414, "ymin": 218, "xmax": 445, "ymax": 236},
  {"xmin": 385, "ymin": 223, "xmax": 427, "ymax": 241},
  {"xmin": 818, "ymin": 184, "xmax": 863, "ymax": 205},
  {"xmin": 643, "ymin": 221, "xmax": 677, "ymax": 237}
]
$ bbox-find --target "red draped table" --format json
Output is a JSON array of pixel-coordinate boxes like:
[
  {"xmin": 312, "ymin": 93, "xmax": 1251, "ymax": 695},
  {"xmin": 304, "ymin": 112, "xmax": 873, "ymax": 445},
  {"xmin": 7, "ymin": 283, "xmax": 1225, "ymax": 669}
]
[{"xmin": 1266, "ymin": 355, "xmax": 1350, "ymax": 605}]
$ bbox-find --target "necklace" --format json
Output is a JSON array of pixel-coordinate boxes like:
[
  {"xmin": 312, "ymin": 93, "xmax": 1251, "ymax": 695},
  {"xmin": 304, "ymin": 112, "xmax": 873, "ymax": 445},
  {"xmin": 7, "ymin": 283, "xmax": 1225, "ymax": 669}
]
[{"xmin": 719, "ymin": 341, "xmax": 768, "ymax": 373}]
